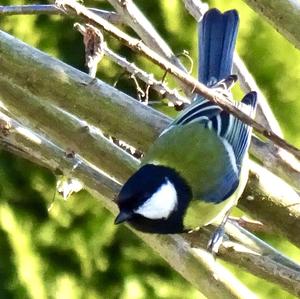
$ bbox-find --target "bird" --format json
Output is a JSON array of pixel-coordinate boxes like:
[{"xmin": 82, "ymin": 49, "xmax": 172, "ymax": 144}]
[{"xmin": 114, "ymin": 8, "xmax": 257, "ymax": 251}]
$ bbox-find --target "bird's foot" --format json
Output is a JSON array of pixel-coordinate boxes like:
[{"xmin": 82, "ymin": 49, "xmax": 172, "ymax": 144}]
[{"xmin": 207, "ymin": 225, "xmax": 225, "ymax": 256}]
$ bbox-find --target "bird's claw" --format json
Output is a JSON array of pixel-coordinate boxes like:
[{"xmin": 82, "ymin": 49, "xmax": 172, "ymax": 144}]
[{"xmin": 207, "ymin": 225, "xmax": 225, "ymax": 256}]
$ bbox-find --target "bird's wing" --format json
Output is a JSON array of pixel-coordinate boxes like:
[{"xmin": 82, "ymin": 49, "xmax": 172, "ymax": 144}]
[
  {"xmin": 158, "ymin": 8, "xmax": 256, "ymax": 204},
  {"xmin": 158, "ymin": 92, "xmax": 257, "ymax": 203},
  {"xmin": 164, "ymin": 91, "xmax": 257, "ymax": 174},
  {"xmin": 219, "ymin": 92, "xmax": 257, "ymax": 170},
  {"xmin": 148, "ymin": 121, "xmax": 240, "ymax": 203}
]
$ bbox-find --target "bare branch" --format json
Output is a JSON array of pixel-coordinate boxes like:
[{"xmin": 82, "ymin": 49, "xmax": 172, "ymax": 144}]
[
  {"xmin": 240, "ymin": 161, "xmax": 300, "ymax": 248},
  {"xmin": 75, "ymin": 23, "xmax": 190, "ymax": 105},
  {"xmin": 1, "ymin": 111, "xmax": 300, "ymax": 297},
  {"xmin": 183, "ymin": 0, "xmax": 209, "ymax": 21},
  {"xmin": 186, "ymin": 222, "xmax": 300, "ymax": 297},
  {"xmin": 0, "ymin": 4, "xmax": 122, "ymax": 25},
  {"xmin": 0, "ymin": 77, "xmax": 139, "ymax": 183},
  {"xmin": 0, "ymin": 29, "xmax": 299, "ymax": 249},
  {"xmin": 233, "ymin": 54, "xmax": 283, "ymax": 136},
  {"xmin": 55, "ymin": 0, "xmax": 300, "ymax": 160},
  {"xmin": 105, "ymin": 0, "xmax": 193, "ymax": 97},
  {"xmin": 105, "ymin": 0, "xmax": 188, "ymax": 75},
  {"xmin": 224, "ymin": 220, "xmax": 300, "ymax": 273},
  {"xmin": 0, "ymin": 30, "xmax": 169, "ymax": 153},
  {"xmin": 0, "ymin": 111, "xmax": 120, "ymax": 199},
  {"xmin": 104, "ymin": 43, "xmax": 191, "ymax": 105},
  {"xmin": 0, "ymin": 4, "xmax": 63, "ymax": 15},
  {"xmin": 222, "ymin": 221, "xmax": 300, "ymax": 296},
  {"xmin": 250, "ymin": 136, "xmax": 300, "ymax": 192},
  {"xmin": 0, "ymin": 111, "xmax": 256, "ymax": 299},
  {"xmin": 242, "ymin": 0, "xmax": 300, "ymax": 50}
]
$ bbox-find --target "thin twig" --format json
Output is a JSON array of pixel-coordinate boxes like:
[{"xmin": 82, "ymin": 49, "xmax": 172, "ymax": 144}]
[
  {"xmin": 105, "ymin": 0, "xmax": 192, "ymax": 96},
  {"xmin": 176, "ymin": 50, "xmax": 194, "ymax": 74},
  {"xmin": 104, "ymin": 45, "xmax": 191, "ymax": 104},
  {"xmin": 71, "ymin": 21, "xmax": 189, "ymax": 104},
  {"xmin": 55, "ymin": 0, "xmax": 300, "ymax": 160},
  {"xmin": 0, "ymin": 4, "xmax": 122, "ymax": 25}
]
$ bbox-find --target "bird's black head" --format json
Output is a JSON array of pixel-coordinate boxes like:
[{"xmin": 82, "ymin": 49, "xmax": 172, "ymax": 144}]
[{"xmin": 114, "ymin": 164, "xmax": 192, "ymax": 234}]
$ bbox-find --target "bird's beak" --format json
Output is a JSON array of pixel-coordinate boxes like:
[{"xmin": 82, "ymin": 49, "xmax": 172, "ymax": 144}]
[{"xmin": 114, "ymin": 211, "xmax": 132, "ymax": 224}]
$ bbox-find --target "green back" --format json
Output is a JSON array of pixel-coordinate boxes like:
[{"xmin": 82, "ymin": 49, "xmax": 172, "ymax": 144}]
[{"xmin": 143, "ymin": 123, "xmax": 233, "ymax": 201}]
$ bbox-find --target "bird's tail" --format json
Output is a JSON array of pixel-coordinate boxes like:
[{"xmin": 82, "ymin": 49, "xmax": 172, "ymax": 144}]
[{"xmin": 199, "ymin": 9, "xmax": 239, "ymax": 86}]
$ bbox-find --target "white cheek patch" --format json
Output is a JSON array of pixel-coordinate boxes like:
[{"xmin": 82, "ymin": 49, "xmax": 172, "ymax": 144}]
[{"xmin": 134, "ymin": 179, "xmax": 178, "ymax": 220}]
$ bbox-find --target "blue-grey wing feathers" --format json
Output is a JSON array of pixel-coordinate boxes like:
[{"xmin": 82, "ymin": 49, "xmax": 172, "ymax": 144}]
[
  {"xmin": 221, "ymin": 92, "xmax": 257, "ymax": 170},
  {"xmin": 164, "ymin": 9, "xmax": 257, "ymax": 204},
  {"xmin": 173, "ymin": 99, "xmax": 222, "ymax": 126}
]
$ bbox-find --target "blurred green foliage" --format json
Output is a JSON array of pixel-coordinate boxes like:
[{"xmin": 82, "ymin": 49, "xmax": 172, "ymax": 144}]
[{"xmin": 0, "ymin": 0, "xmax": 299, "ymax": 298}]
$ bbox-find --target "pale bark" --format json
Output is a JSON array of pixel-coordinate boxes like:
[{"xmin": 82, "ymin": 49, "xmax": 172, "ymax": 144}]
[
  {"xmin": 0, "ymin": 30, "xmax": 299, "ymax": 249},
  {"xmin": 55, "ymin": 0, "xmax": 300, "ymax": 159},
  {"xmin": 0, "ymin": 4, "xmax": 122, "ymax": 25},
  {"xmin": 2, "ymin": 111, "xmax": 300, "ymax": 297},
  {"xmin": 243, "ymin": 0, "xmax": 300, "ymax": 50},
  {"xmin": 1, "ymin": 1, "xmax": 300, "ymax": 295}
]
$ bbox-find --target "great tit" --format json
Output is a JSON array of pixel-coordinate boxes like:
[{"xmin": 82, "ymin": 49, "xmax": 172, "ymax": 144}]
[{"xmin": 114, "ymin": 9, "xmax": 257, "ymax": 242}]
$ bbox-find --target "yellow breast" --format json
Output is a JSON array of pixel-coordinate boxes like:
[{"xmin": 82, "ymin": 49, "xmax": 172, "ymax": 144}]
[{"xmin": 183, "ymin": 155, "xmax": 249, "ymax": 229}]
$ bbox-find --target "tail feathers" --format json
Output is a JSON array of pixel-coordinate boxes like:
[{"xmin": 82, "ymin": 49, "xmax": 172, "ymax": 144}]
[
  {"xmin": 197, "ymin": 8, "xmax": 255, "ymax": 170},
  {"xmin": 199, "ymin": 9, "xmax": 239, "ymax": 86}
]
